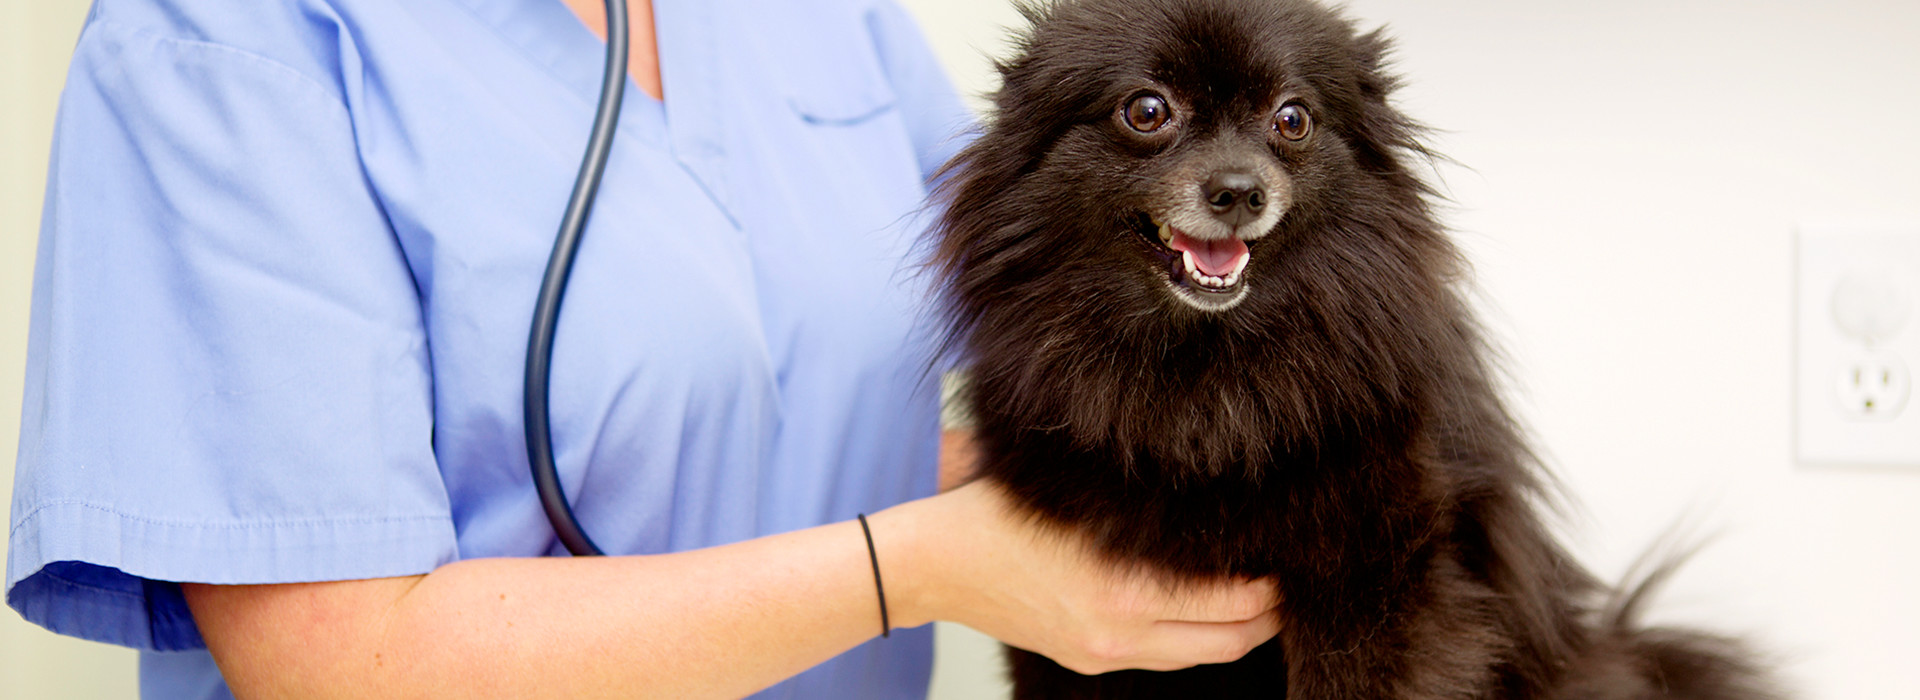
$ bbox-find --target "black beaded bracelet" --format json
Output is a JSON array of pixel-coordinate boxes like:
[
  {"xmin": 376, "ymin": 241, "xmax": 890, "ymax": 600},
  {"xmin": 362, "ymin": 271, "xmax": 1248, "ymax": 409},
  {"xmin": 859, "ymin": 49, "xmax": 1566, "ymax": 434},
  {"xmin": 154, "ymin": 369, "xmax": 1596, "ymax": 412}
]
[{"xmin": 855, "ymin": 513, "xmax": 891, "ymax": 638}]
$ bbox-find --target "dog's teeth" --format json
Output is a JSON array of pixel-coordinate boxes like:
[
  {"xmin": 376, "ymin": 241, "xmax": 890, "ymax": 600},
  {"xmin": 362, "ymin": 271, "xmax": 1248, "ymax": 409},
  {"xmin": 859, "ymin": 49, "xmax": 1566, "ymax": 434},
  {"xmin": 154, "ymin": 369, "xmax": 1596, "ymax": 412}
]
[
  {"xmin": 1182, "ymin": 251, "xmax": 1198, "ymax": 277},
  {"xmin": 1159, "ymin": 222, "xmax": 1174, "ymax": 245},
  {"xmin": 1231, "ymin": 253, "xmax": 1250, "ymax": 278}
]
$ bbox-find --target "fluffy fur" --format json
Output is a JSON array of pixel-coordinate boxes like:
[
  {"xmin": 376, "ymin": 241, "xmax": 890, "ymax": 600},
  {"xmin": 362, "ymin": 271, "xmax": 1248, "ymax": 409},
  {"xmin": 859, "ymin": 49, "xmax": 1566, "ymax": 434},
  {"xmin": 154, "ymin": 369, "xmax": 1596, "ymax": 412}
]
[{"xmin": 930, "ymin": 1, "xmax": 1778, "ymax": 697}]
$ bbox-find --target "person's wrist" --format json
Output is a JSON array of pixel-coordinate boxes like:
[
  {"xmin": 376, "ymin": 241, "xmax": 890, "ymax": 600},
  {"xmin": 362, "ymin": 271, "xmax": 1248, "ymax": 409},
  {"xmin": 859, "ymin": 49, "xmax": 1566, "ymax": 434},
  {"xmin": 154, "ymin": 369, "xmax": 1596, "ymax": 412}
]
[{"xmin": 865, "ymin": 488, "xmax": 970, "ymax": 631}]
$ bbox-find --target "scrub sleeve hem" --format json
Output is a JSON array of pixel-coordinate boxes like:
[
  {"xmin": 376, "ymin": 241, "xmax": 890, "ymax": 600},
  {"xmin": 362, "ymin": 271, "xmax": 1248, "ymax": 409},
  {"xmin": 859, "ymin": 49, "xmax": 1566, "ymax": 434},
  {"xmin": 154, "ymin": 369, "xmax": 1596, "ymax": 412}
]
[{"xmin": 6, "ymin": 501, "xmax": 456, "ymax": 651}]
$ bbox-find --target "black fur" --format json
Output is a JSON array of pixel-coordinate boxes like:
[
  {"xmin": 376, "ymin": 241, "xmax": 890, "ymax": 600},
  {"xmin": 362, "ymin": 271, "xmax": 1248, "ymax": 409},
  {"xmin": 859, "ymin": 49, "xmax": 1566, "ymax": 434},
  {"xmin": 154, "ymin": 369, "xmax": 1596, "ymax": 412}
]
[{"xmin": 930, "ymin": 1, "xmax": 1778, "ymax": 697}]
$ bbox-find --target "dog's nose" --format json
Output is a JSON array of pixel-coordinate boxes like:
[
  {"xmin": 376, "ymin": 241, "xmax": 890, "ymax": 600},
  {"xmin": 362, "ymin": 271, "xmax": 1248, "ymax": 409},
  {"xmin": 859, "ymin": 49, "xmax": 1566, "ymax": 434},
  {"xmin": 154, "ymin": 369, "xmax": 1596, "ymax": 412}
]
[{"xmin": 1203, "ymin": 171, "xmax": 1267, "ymax": 227}]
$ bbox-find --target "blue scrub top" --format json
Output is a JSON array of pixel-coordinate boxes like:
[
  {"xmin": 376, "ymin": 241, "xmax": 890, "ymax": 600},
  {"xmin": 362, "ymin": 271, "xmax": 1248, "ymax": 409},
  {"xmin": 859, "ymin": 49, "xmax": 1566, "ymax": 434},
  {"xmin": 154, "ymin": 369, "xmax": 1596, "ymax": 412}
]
[{"xmin": 6, "ymin": 0, "xmax": 973, "ymax": 697}]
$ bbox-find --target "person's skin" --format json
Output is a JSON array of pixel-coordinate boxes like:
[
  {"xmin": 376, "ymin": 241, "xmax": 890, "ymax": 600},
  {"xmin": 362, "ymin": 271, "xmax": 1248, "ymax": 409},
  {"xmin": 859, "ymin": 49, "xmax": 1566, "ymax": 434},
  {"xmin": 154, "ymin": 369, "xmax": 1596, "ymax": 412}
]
[
  {"xmin": 182, "ymin": 2, "xmax": 1281, "ymax": 698},
  {"xmin": 562, "ymin": 0, "xmax": 663, "ymax": 101},
  {"xmin": 187, "ymin": 479, "xmax": 1281, "ymax": 698}
]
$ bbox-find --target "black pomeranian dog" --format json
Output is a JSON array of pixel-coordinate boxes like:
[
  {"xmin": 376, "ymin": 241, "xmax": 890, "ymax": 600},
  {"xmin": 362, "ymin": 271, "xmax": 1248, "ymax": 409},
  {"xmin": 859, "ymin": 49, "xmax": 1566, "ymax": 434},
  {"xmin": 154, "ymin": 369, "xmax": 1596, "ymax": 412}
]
[{"xmin": 931, "ymin": 0, "xmax": 1778, "ymax": 697}]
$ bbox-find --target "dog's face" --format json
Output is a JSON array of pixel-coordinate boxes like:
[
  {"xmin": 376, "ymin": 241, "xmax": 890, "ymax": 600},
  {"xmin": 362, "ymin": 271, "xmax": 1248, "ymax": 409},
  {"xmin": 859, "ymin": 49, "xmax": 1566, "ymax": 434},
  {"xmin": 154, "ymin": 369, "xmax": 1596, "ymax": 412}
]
[
  {"xmin": 942, "ymin": 0, "xmax": 1430, "ymax": 318},
  {"xmin": 938, "ymin": 0, "xmax": 1456, "ymax": 470},
  {"xmin": 1050, "ymin": 18, "xmax": 1334, "ymax": 314},
  {"xmin": 1121, "ymin": 82, "xmax": 1292, "ymax": 312}
]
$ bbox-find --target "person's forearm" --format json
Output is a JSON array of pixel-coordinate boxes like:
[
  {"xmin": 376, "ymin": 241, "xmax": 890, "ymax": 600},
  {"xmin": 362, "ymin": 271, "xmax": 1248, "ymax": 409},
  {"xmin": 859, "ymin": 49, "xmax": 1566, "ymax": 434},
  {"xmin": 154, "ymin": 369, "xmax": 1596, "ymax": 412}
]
[
  {"xmin": 189, "ymin": 479, "xmax": 1281, "ymax": 698},
  {"xmin": 189, "ymin": 511, "xmax": 919, "ymax": 699},
  {"xmin": 397, "ymin": 519, "xmax": 891, "ymax": 698}
]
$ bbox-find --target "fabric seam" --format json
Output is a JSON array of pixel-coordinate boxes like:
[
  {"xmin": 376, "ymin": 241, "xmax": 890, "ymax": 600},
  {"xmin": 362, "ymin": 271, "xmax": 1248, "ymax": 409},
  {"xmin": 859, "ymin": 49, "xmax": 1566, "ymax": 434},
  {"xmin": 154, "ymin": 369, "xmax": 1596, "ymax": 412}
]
[
  {"xmin": 37, "ymin": 570, "xmax": 148, "ymax": 602},
  {"xmin": 85, "ymin": 18, "xmax": 353, "ymax": 128},
  {"xmin": 442, "ymin": 0, "xmax": 608, "ymax": 116},
  {"xmin": 9, "ymin": 500, "xmax": 448, "ymax": 540}
]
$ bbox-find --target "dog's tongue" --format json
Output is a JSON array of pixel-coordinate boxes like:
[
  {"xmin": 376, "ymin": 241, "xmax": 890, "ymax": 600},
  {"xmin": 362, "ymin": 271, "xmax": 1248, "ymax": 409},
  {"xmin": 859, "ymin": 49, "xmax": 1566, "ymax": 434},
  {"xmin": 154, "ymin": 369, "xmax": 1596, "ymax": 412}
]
[{"xmin": 1168, "ymin": 228, "xmax": 1249, "ymax": 277}]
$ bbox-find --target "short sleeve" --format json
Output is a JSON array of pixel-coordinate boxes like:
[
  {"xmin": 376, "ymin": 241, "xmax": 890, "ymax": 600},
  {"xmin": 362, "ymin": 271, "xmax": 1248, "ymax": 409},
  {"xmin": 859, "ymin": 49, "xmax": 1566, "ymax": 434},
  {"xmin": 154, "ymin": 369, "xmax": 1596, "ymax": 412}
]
[
  {"xmin": 867, "ymin": 1, "xmax": 978, "ymax": 181},
  {"xmin": 6, "ymin": 21, "xmax": 452, "ymax": 652}
]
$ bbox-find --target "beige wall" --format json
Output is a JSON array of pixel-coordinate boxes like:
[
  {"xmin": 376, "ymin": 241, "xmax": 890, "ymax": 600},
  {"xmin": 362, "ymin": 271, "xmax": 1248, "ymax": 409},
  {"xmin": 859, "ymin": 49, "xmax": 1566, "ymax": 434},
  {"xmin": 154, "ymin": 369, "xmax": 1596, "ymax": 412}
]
[
  {"xmin": 1, "ymin": 0, "xmax": 143, "ymax": 698},
  {"xmin": 7, "ymin": 1, "xmax": 1918, "ymax": 699}
]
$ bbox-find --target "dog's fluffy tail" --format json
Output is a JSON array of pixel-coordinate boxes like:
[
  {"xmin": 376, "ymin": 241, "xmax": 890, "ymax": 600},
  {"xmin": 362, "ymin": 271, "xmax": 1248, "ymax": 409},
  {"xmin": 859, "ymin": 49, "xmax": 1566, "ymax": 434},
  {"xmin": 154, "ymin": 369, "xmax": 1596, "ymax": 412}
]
[{"xmin": 1551, "ymin": 545, "xmax": 1784, "ymax": 700}]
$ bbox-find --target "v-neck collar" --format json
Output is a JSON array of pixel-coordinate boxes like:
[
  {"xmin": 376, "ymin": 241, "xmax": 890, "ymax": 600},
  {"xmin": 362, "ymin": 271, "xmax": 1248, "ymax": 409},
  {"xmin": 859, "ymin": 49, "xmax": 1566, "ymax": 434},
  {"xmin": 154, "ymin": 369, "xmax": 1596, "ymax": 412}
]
[{"xmin": 452, "ymin": 0, "xmax": 734, "ymax": 222}]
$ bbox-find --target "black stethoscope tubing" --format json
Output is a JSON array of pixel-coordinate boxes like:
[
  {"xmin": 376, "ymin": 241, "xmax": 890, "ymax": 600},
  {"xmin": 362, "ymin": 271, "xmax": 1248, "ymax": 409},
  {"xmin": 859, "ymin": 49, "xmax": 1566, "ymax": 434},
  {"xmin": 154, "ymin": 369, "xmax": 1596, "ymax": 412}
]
[{"xmin": 524, "ymin": 0, "xmax": 629, "ymax": 557}]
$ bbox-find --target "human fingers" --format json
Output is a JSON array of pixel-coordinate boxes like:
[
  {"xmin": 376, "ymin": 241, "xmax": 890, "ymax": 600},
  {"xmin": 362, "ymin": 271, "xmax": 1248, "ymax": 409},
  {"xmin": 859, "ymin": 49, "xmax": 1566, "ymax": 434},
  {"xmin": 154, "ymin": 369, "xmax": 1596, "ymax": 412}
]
[
  {"xmin": 1154, "ymin": 576, "xmax": 1279, "ymax": 624},
  {"xmin": 1142, "ymin": 609, "xmax": 1283, "ymax": 670},
  {"xmin": 1056, "ymin": 609, "xmax": 1283, "ymax": 675}
]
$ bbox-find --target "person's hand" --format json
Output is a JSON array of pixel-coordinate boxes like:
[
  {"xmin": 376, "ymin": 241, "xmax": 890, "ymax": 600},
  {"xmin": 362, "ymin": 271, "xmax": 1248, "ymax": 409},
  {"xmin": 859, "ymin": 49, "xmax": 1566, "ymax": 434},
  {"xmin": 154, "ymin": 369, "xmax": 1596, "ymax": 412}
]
[{"xmin": 872, "ymin": 481, "xmax": 1282, "ymax": 675}]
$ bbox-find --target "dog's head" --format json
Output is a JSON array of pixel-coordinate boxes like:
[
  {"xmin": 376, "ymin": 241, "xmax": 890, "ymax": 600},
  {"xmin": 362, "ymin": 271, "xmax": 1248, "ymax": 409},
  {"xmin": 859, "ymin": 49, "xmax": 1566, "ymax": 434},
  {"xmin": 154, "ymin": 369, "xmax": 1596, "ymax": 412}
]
[{"xmin": 937, "ymin": 0, "xmax": 1467, "ymax": 473}]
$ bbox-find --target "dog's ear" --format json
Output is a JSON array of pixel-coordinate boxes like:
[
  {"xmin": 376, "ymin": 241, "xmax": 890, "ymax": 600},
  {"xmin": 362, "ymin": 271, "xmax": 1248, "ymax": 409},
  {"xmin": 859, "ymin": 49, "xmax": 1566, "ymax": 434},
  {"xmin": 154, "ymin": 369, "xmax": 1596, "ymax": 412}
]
[
  {"xmin": 1341, "ymin": 26, "xmax": 1437, "ymax": 197},
  {"xmin": 1350, "ymin": 28, "xmax": 1401, "ymax": 103}
]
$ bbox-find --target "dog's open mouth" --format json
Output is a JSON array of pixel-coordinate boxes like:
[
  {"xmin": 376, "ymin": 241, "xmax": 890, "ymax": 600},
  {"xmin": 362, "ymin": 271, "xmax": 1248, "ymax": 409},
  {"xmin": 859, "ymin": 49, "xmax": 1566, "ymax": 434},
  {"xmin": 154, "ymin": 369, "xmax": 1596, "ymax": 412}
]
[{"xmin": 1136, "ymin": 215, "xmax": 1254, "ymax": 311}]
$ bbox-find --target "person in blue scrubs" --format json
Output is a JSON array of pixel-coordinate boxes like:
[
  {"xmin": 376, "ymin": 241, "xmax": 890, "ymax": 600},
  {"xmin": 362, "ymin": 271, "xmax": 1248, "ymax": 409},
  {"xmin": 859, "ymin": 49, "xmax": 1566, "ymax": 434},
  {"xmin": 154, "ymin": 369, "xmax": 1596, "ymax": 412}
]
[{"xmin": 7, "ymin": 0, "xmax": 1283, "ymax": 697}]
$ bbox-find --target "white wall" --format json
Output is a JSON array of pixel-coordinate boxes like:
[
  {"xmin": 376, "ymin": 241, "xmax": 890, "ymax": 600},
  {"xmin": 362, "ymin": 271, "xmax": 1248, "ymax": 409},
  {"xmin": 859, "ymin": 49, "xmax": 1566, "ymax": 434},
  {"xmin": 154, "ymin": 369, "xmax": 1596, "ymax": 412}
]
[
  {"xmin": 902, "ymin": 1, "xmax": 1920, "ymax": 699},
  {"xmin": 6, "ymin": 1, "xmax": 1915, "ymax": 698}
]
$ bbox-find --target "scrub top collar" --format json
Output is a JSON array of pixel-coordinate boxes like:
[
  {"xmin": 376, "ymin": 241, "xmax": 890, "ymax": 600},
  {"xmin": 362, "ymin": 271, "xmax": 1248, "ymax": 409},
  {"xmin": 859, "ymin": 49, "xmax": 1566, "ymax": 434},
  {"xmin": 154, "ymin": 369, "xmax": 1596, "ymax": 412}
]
[{"xmin": 451, "ymin": 0, "xmax": 734, "ymax": 221}]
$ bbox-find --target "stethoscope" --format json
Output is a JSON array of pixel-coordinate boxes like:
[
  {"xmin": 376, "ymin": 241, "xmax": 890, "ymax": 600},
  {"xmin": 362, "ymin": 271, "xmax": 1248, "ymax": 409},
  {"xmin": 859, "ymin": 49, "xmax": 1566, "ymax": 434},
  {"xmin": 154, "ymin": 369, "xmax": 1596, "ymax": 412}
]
[{"xmin": 524, "ymin": 0, "xmax": 629, "ymax": 556}]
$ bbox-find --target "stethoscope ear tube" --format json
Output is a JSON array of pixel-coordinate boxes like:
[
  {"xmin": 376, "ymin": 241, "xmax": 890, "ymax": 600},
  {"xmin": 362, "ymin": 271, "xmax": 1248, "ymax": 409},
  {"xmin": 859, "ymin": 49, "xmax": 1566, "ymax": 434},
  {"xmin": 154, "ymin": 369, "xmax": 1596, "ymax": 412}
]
[{"xmin": 524, "ymin": 0, "xmax": 631, "ymax": 557}]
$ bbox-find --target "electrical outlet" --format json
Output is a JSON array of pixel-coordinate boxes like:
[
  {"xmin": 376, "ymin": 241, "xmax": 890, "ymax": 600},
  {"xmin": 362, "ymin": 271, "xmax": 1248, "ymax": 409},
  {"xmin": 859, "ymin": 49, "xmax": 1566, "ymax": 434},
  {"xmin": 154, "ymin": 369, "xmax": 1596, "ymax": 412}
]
[
  {"xmin": 1795, "ymin": 224, "xmax": 1920, "ymax": 467},
  {"xmin": 1834, "ymin": 349, "xmax": 1910, "ymax": 420}
]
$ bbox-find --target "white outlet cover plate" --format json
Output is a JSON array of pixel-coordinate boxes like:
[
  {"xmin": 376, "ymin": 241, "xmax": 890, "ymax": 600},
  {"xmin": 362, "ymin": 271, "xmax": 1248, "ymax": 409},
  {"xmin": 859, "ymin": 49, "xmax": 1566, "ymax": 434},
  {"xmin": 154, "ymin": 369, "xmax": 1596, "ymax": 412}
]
[{"xmin": 1795, "ymin": 223, "xmax": 1920, "ymax": 468}]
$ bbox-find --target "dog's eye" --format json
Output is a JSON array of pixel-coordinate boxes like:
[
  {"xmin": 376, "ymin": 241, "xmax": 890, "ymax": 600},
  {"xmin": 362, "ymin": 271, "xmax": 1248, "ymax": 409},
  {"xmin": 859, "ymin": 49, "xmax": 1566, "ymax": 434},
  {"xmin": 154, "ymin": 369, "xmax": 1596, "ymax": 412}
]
[
  {"xmin": 1275, "ymin": 103, "xmax": 1312, "ymax": 141},
  {"xmin": 1123, "ymin": 94, "xmax": 1172, "ymax": 133}
]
